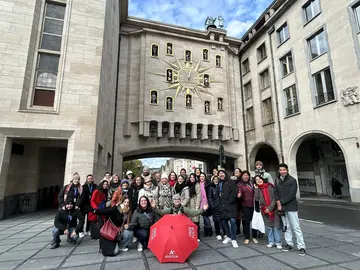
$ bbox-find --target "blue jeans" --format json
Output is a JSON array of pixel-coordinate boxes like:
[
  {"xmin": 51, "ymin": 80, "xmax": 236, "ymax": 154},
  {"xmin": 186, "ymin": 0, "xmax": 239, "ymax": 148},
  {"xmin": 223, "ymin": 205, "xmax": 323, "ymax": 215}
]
[
  {"xmin": 119, "ymin": 229, "xmax": 133, "ymax": 249},
  {"xmin": 134, "ymin": 228, "xmax": 149, "ymax": 248},
  {"xmin": 52, "ymin": 227, "xmax": 78, "ymax": 243},
  {"xmin": 267, "ymin": 226, "xmax": 282, "ymax": 245},
  {"xmin": 203, "ymin": 216, "xmax": 212, "ymax": 229},
  {"xmin": 221, "ymin": 218, "xmax": 237, "ymax": 240},
  {"xmin": 282, "ymin": 211, "xmax": 306, "ymax": 249}
]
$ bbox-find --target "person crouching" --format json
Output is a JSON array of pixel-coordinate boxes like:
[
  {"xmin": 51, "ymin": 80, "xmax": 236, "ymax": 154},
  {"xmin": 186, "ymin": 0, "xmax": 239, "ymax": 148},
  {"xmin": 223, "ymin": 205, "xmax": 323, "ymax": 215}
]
[{"xmin": 50, "ymin": 199, "xmax": 84, "ymax": 249}]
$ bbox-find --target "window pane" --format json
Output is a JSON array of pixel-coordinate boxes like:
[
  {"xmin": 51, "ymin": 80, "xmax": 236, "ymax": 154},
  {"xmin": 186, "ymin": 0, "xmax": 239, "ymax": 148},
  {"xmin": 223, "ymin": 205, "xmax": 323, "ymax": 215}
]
[
  {"xmin": 44, "ymin": 18, "xmax": 64, "ymax": 35},
  {"xmin": 36, "ymin": 71, "xmax": 57, "ymax": 88},
  {"xmin": 304, "ymin": 0, "xmax": 320, "ymax": 22},
  {"xmin": 314, "ymin": 73, "xmax": 324, "ymax": 96},
  {"xmin": 46, "ymin": 3, "xmax": 65, "ymax": 19},
  {"xmin": 309, "ymin": 31, "xmax": 326, "ymax": 59},
  {"xmin": 38, "ymin": 53, "xmax": 59, "ymax": 72},
  {"xmin": 33, "ymin": 89, "xmax": 55, "ymax": 107},
  {"xmin": 288, "ymin": 54, "xmax": 294, "ymax": 72},
  {"xmin": 324, "ymin": 69, "xmax": 333, "ymax": 93},
  {"xmin": 41, "ymin": 34, "xmax": 62, "ymax": 51},
  {"xmin": 318, "ymin": 32, "xmax": 327, "ymax": 54}
]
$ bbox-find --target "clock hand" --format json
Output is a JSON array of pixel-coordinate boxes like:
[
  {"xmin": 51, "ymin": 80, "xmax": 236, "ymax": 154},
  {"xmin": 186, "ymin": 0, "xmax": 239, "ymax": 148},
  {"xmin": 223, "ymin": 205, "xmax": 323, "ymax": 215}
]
[{"xmin": 188, "ymin": 70, "xmax": 191, "ymax": 80}]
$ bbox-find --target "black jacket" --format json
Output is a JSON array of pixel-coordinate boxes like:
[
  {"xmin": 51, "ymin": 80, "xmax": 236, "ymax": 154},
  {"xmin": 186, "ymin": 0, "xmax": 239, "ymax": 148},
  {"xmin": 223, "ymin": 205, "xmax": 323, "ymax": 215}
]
[
  {"xmin": 95, "ymin": 206, "xmax": 126, "ymax": 227},
  {"xmin": 208, "ymin": 182, "xmax": 221, "ymax": 221},
  {"xmin": 54, "ymin": 208, "xmax": 84, "ymax": 233},
  {"xmin": 201, "ymin": 180, "xmax": 213, "ymax": 217},
  {"xmin": 82, "ymin": 183, "xmax": 97, "ymax": 212},
  {"xmin": 218, "ymin": 176, "xmax": 238, "ymax": 219},
  {"xmin": 58, "ymin": 184, "xmax": 84, "ymax": 208},
  {"xmin": 274, "ymin": 174, "xmax": 298, "ymax": 211}
]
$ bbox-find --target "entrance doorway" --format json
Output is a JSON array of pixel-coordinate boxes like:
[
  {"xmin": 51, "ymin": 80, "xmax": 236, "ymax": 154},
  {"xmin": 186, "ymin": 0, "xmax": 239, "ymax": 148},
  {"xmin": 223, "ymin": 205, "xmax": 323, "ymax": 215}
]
[{"xmin": 250, "ymin": 144, "xmax": 279, "ymax": 180}]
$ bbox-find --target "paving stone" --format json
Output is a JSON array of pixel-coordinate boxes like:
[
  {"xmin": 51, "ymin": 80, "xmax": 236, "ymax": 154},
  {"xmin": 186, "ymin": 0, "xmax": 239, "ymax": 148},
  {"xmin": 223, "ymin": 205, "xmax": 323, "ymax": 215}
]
[
  {"xmin": 17, "ymin": 256, "xmax": 65, "ymax": 270},
  {"xmin": 306, "ymin": 236, "xmax": 344, "ymax": 247},
  {"xmin": 0, "ymin": 238, "xmax": 26, "ymax": 245},
  {"xmin": 0, "ymin": 249, "xmax": 38, "ymax": 262},
  {"xmin": 106, "ymin": 249, "xmax": 142, "ymax": 262},
  {"xmin": 196, "ymin": 261, "xmax": 241, "ymax": 270},
  {"xmin": 9, "ymin": 241, "xmax": 48, "ymax": 251},
  {"xmin": 105, "ymin": 260, "xmax": 146, "ymax": 270},
  {"xmin": 61, "ymin": 253, "xmax": 104, "ymax": 268},
  {"xmin": 216, "ymin": 246, "xmax": 262, "ymax": 260},
  {"xmin": 33, "ymin": 246, "xmax": 74, "ymax": 258},
  {"xmin": 244, "ymin": 243, "xmax": 283, "ymax": 254},
  {"xmin": 61, "ymin": 264, "xmax": 101, "ymax": 270},
  {"xmin": 200, "ymin": 239, "xmax": 230, "ymax": 249},
  {"xmin": 235, "ymin": 256, "xmax": 294, "ymax": 270},
  {"xmin": 330, "ymin": 244, "xmax": 360, "ymax": 257},
  {"xmin": 0, "ymin": 260, "xmax": 22, "ymax": 270},
  {"xmin": 326, "ymin": 228, "xmax": 360, "ymax": 234},
  {"xmin": 23, "ymin": 236, "xmax": 51, "ymax": 243},
  {"xmin": 339, "ymin": 260, "xmax": 360, "ymax": 270},
  {"xmin": 349, "ymin": 232, "xmax": 360, "ymax": 238},
  {"xmin": 194, "ymin": 241, "xmax": 211, "ymax": 251},
  {"xmin": 270, "ymin": 252, "xmax": 329, "ymax": 268},
  {"xmin": 72, "ymin": 244, "xmax": 100, "ymax": 254},
  {"xmin": 188, "ymin": 250, "xmax": 227, "ymax": 266},
  {"xmin": 144, "ymin": 249, "xmax": 156, "ymax": 258},
  {"xmin": 309, "ymin": 266, "xmax": 348, "ymax": 270},
  {"xmin": 147, "ymin": 257, "xmax": 188, "ymax": 270},
  {"xmin": 0, "ymin": 244, "xmax": 17, "ymax": 254},
  {"xmin": 323, "ymin": 233, "xmax": 360, "ymax": 243},
  {"xmin": 308, "ymin": 247, "xmax": 360, "ymax": 263}
]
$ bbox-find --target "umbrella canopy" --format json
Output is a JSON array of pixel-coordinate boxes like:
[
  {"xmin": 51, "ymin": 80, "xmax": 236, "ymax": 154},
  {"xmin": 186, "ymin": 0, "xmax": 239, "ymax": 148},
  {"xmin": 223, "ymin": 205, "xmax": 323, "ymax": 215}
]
[{"xmin": 148, "ymin": 214, "xmax": 198, "ymax": 263}]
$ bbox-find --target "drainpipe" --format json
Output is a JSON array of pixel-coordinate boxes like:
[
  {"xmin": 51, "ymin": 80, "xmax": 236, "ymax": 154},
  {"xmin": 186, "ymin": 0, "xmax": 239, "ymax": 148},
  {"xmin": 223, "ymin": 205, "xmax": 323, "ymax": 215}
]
[
  {"xmin": 267, "ymin": 26, "xmax": 284, "ymax": 163},
  {"xmin": 238, "ymin": 47, "xmax": 249, "ymax": 170},
  {"xmin": 111, "ymin": 13, "xmax": 122, "ymax": 174}
]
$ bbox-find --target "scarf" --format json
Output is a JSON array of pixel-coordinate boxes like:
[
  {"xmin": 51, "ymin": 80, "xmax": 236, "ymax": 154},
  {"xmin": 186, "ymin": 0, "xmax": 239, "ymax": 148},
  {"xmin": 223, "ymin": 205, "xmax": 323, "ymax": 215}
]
[
  {"xmin": 258, "ymin": 183, "xmax": 275, "ymax": 221},
  {"xmin": 110, "ymin": 180, "xmax": 120, "ymax": 190},
  {"xmin": 255, "ymin": 168, "xmax": 265, "ymax": 176},
  {"xmin": 199, "ymin": 181, "xmax": 208, "ymax": 208},
  {"xmin": 188, "ymin": 180, "xmax": 197, "ymax": 197},
  {"xmin": 175, "ymin": 181, "xmax": 186, "ymax": 194},
  {"xmin": 169, "ymin": 179, "xmax": 177, "ymax": 187}
]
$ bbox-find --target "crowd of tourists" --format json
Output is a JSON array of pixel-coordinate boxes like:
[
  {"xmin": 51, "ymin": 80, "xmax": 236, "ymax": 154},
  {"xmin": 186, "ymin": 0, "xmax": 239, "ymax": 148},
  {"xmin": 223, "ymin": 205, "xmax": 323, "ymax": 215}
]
[{"xmin": 50, "ymin": 162, "xmax": 306, "ymax": 257}]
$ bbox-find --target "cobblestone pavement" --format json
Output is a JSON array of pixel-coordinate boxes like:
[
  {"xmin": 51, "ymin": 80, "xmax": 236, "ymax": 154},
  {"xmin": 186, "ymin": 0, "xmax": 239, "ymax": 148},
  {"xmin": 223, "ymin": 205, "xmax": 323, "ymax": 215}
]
[{"xmin": 0, "ymin": 211, "xmax": 360, "ymax": 270}]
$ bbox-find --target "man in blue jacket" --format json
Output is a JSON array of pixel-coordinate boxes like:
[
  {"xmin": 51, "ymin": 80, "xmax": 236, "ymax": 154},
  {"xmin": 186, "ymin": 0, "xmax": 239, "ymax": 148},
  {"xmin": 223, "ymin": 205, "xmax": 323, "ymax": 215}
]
[{"xmin": 274, "ymin": 163, "xmax": 306, "ymax": 256}]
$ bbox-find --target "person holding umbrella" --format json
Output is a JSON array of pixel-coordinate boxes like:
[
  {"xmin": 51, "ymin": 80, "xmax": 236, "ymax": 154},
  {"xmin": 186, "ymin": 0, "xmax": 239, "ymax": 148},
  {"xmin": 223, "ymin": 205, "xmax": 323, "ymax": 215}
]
[{"xmin": 151, "ymin": 194, "xmax": 208, "ymax": 216}]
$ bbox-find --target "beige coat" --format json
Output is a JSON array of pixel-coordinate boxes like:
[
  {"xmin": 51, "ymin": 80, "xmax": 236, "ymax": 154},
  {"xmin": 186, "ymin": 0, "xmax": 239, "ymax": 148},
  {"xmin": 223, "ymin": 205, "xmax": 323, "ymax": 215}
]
[{"xmin": 188, "ymin": 183, "xmax": 201, "ymax": 222}]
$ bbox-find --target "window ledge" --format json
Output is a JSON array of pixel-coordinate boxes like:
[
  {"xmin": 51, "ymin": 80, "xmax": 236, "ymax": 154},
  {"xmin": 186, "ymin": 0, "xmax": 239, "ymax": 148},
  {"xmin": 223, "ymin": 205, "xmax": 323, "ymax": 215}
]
[
  {"xmin": 257, "ymin": 56, "xmax": 267, "ymax": 64},
  {"xmin": 262, "ymin": 121, "xmax": 275, "ymax": 127},
  {"xmin": 19, "ymin": 108, "xmax": 59, "ymax": 115},
  {"xmin": 277, "ymin": 37, "xmax": 290, "ymax": 49},
  {"xmin": 261, "ymin": 86, "xmax": 271, "ymax": 92},
  {"xmin": 246, "ymin": 128, "xmax": 255, "ymax": 132},
  {"xmin": 242, "ymin": 70, "xmax": 250, "ymax": 76},
  {"xmin": 310, "ymin": 51, "xmax": 327, "ymax": 62},
  {"xmin": 284, "ymin": 111, "xmax": 300, "ymax": 119},
  {"xmin": 282, "ymin": 71, "xmax": 294, "ymax": 79},
  {"xmin": 245, "ymin": 97, "xmax": 253, "ymax": 101},
  {"xmin": 303, "ymin": 12, "xmax": 321, "ymax": 27},
  {"xmin": 314, "ymin": 99, "xmax": 337, "ymax": 109}
]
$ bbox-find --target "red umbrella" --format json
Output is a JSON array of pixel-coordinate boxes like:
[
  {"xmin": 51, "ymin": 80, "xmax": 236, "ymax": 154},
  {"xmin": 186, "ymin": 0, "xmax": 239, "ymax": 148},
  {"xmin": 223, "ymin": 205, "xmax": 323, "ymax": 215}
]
[{"xmin": 148, "ymin": 214, "xmax": 198, "ymax": 263}]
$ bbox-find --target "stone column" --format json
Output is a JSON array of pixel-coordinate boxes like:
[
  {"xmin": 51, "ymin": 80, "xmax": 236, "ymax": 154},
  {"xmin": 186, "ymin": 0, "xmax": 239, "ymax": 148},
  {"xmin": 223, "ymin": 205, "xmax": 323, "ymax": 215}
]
[
  {"xmin": 157, "ymin": 122, "xmax": 162, "ymax": 138},
  {"xmin": 201, "ymin": 125, "xmax": 208, "ymax": 140},
  {"xmin": 138, "ymin": 121, "xmax": 144, "ymax": 136},
  {"xmin": 212, "ymin": 125, "xmax": 219, "ymax": 140},
  {"xmin": 191, "ymin": 124, "xmax": 197, "ymax": 140},
  {"xmin": 168, "ymin": 122, "xmax": 174, "ymax": 139},
  {"xmin": 180, "ymin": 123, "xmax": 186, "ymax": 139},
  {"xmin": 113, "ymin": 152, "xmax": 123, "ymax": 177},
  {"xmin": 143, "ymin": 121, "xmax": 149, "ymax": 137},
  {"xmin": 0, "ymin": 135, "xmax": 12, "ymax": 219}
]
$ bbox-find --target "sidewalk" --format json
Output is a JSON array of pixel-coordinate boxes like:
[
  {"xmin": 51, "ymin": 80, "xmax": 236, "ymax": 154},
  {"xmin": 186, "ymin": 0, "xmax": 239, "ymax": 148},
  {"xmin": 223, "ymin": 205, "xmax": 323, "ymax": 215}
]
[{"xmin": 0, "ymin": 211, "xmax": 360, "ymax": 270}]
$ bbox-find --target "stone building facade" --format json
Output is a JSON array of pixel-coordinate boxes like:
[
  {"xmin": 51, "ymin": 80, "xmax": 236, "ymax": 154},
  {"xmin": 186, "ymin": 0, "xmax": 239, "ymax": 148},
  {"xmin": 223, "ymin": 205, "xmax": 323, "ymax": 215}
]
[{"xmin": 1, "ymin": 0, "xmax": 360, "ymax": 218}]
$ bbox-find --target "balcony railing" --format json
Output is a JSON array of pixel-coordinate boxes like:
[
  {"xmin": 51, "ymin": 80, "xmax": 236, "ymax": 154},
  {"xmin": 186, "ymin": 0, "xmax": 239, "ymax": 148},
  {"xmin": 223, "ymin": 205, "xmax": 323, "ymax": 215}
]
[
  {"xmin": 285, "ymin": 104, "xmax": 299, "ymax": 116},
  {"xmin": 315, "ymin": 91, "xmax": 335, "ymax": 106}
]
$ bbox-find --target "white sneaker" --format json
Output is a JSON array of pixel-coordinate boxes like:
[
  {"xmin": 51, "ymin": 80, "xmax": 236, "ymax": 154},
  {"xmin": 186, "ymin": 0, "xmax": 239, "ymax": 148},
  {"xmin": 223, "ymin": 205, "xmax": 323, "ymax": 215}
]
[
  {"xmin": 87, "ymin": 231, "xmax": 91, "ymax": 236},
  {"xmin": 216, "ymin": 235, "xmax": 222, "ymax": 241},
  {"xmin": 197, "ymin": 239, "xmax": 200, "ymax": 242},
  {"xmin": 79, "ymin": 232, "xmax": 85, "ymax": 238},
  {"xmin": 253, "ymin": 238, "xmax": 259, "ymax": 244},
  {"xmin": 119, "ymin": 247, "xmax": 128, "ymax": 252},
  {"xmin": 137, "ymin": 243, "xmax": 143, "ymax": 252},
  {"xmin": 231, "ymin": 240, "xmax": 239, "ymax": 248},
  {"xmin": 222, "ymin": 237, "xmax": 231, "ymax": 244},
  {"xmin": 267, "ymin": 243, "xmax": 274, "ymax": 248},
  {"xmin": 276, "ymin": 244, "xmax": 282, "ymax": 249},
  {"xmin": 133, "ymin": 237, "xmax": 138, "ymax": 243}
]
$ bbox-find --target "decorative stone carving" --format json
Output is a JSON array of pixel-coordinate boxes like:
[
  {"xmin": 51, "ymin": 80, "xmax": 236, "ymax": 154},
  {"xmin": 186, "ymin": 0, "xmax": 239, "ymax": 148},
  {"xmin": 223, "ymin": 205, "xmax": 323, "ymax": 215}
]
[
  {"xmin": 166, "ymin": 69, "xmax": 173, "ymax": 82},
  {"xmin": 205, "ymin": 16, "xmax": 217, "ymax": 29},
  {"xmin": 185, "ymin": 94, "xmax": 192, "ymax": 108},
  {"xmin": 205, "ymin": 101, "xmax": 210, "ymax": 114},
  {"xmin": 151, "ymin": 44, "xmax": 159, "ymax": 57},
  {"xmin": 150, "ymin": 90, "xmax": 158, "ymax": 105},
  {"xmin": 341, "ymin": 86, "xmax": 360, "ymax": 106},
  {"xmin": 218, "ymin": 16, "xmax": 224, "ymax": 29}
]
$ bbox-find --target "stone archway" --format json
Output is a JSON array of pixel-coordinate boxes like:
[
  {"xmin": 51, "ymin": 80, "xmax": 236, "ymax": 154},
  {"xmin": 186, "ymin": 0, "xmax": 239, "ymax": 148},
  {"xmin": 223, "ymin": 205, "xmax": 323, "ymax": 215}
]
[
  {"xmin": 288, "ymin": 131, "xmax": 350, "ymax": 198},
  {"xmin": 249, "ymin": 143, "xmax": 279, "ymax": 179}
]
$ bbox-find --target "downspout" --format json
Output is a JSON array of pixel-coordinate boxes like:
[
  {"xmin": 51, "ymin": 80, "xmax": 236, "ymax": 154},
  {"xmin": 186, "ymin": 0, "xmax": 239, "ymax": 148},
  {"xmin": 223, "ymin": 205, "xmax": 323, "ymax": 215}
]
[
  {"xmin": 111, "ymin": 14, "xmax": 122, "ymax": 174},
  {"xmin": 267, "ymin": 26, "xmax": 284, "ymax": 163},
  {"xmin": 238, "ymin": 47, "xmax": 249, "ymax": 170}
]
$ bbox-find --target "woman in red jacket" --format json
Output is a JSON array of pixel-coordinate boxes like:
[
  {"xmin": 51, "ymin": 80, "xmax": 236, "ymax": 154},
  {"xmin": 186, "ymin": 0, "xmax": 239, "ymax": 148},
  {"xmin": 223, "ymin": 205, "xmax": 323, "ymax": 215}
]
[{"xmin": 88, "ymin": 180, "xmax": 108, "ymax": 239}]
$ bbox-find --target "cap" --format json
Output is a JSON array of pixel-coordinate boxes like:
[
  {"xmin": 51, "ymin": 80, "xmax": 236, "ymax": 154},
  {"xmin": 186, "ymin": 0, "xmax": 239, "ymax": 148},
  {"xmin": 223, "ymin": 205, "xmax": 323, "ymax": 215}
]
[{"xmin": 126, "ymin": 170, "xmax": 133, "ymax": 175}]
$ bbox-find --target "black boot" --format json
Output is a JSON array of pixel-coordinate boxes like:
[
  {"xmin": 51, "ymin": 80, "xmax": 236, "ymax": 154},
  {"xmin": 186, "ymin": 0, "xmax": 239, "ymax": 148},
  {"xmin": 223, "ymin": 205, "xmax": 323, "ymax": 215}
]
[
  {"xmin": 204, "ymin": 228, "xmax": 209, "ymax": 237},
  {"xmin": 195, "ymin": 222, "xmax": 200, "ymax": 240}
]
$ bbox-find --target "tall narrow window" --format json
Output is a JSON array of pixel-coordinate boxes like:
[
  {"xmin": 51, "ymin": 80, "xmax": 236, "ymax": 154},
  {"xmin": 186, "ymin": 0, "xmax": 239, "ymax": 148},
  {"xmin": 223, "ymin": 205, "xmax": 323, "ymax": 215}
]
[
  {"xmin": 354, "ymin": 4, "xmax": 360, "ymax": 30},
  {"xmin": 262, "ymin": 98, "xmax": 274, "ymax": 124},
  {"xmin": 280, "ymin": 52, "xmax": 294, "ymax": 77},
  {"xmin": 246, "ymin": 107, "xmax": 255, "ymax": 130},
  {"xmin": 284, "ymin": 85, "xmax": 299, "ymax": 116},
  {"xmin": 257, "ymin": 43, "xmax": 267, "ymax": 63},
  {"xmin": 313, "ymin": 68, "xmax": 334, "ymax": 106},
  {"xmin": 303, "ymin": 0, "xmax": 321, "ymax": 23},
  {"xmin": 242, "ymin": 58, "xmax": 250, "ymax": 74},
  {"xmin": 244, "ymin": 81, "xmax": 252, "ymax": 100},
  {"xmin": 32, "ymin": 2, "xmax": 65, "ymax": 107},
  {"xmin": 308, "ymin": 29, "xmax": 327, "ymax": 59},
  {"xmin": 259, "ymin": 69, "xmax": 270, "ymax": 90},
  {"xmin": 277, "ymin": 23, "xmax": 289, "ymax": 45}
]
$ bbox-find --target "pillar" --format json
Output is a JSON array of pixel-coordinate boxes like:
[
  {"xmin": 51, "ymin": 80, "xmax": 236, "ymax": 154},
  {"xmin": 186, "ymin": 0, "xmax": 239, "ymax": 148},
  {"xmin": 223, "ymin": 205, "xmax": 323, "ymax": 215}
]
[
  {"xmin": 212, "ymin": 125, "xmax": 219, "ymax": 141},
  {"xmin": 191, "ymin": 124, "xmax": 197, "ymax": 140},
  {"xmin": 0, "ymin": 135, "xmax": 12, "ymax": 219},
  {"xmin": 180, "ymin": 123, "xmax": 186, "ymax": 139},
  {"xmin": 168, "ymin": 122, "xmax": 174, "ymax": 139},
  {"xmin": 143, "ymin": 121, "xmax": 149, "ymax": 137},
  {"xmin": 201, "ymin": 125, "xmax": 208, "ymax": 140}
]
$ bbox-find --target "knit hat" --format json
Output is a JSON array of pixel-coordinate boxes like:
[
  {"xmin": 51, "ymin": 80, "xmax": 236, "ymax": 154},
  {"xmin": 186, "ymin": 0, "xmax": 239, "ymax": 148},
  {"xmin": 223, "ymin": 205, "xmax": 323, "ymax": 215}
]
[
  {"xmin": 161, "ymin": 172, "xmax": 168, "ymax": 179},
  {"xmin": 172, "ymin": 194, "xmax": 181, "ymax": 201},
  {"xmin": 255, "ymin": 161, "xmax": 263, "ymax": 167},
  {"xmin": 143, "ymin": 167, "xmax": 149, "ymax": 172},
  {"xmin": 218, "ymin": 168, "xmax": 227, "ymax": 175},
  {"xmin": 144, "ymin": 177, "xmax": 152, "ymax": 184},
  {"xmin": 126, "ymin": 170, "xmax": 133, "ymax": 175},
  {"xmin": 121, "ymin": 179, "xmax": 129, "ymax": 185}
]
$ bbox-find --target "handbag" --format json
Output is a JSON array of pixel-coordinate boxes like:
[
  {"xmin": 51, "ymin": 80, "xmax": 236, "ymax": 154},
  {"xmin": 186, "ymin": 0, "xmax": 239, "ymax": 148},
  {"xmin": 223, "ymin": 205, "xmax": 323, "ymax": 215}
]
[
  {"xmin": 251, "ymin": 209, "xmax": 266, "ymax": 233},
  {"xmin": 100, "ymin": 219, "xmax": 121, "ymax": 241}
]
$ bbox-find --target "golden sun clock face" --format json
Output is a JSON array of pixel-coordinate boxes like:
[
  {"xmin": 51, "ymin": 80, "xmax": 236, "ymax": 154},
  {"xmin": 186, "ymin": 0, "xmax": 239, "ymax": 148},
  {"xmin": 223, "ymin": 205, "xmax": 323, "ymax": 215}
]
[{"xmin": 178, "ymin": 66, "xmax": 200, "ymax": 89}]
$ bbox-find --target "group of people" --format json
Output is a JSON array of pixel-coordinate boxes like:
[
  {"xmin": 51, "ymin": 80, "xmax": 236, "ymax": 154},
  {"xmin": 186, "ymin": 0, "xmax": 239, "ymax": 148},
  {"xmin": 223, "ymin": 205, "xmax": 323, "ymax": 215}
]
[{"xmin": 50, "ymin": 162, "xmax": 307, "ymax": 257}]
